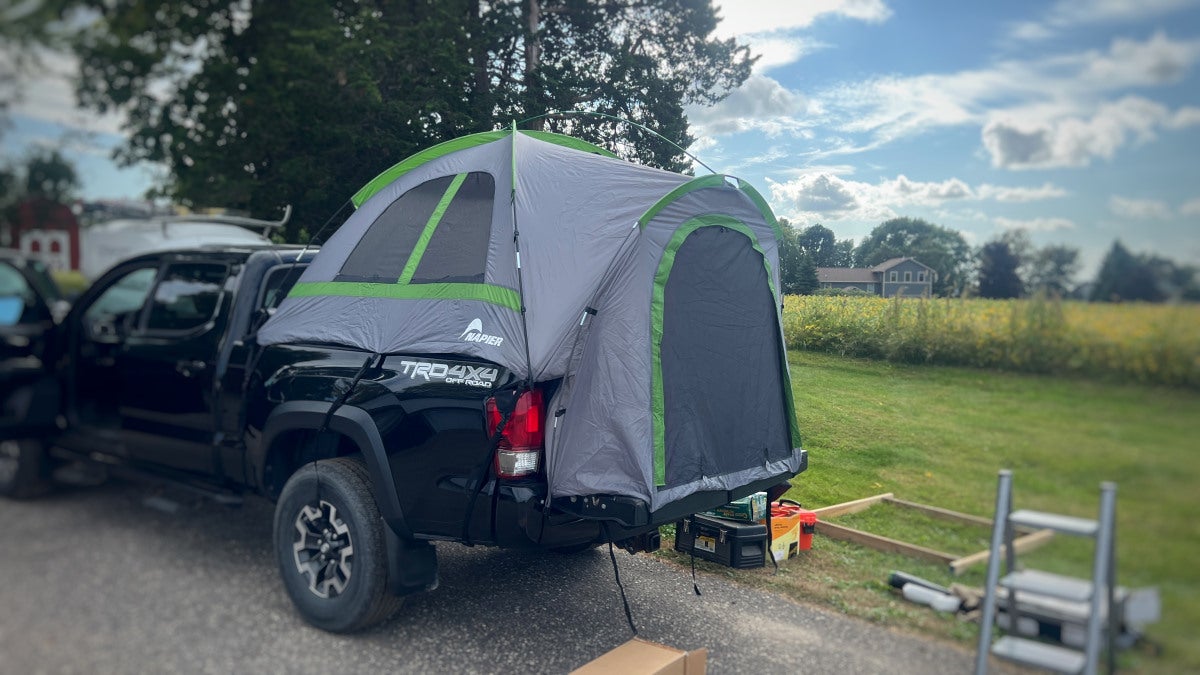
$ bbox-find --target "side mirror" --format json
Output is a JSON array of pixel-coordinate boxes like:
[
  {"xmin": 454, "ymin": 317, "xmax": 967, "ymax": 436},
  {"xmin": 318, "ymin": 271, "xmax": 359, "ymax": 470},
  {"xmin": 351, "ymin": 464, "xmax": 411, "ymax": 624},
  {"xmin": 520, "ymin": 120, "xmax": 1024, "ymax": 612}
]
[{"xmin": 0, "ymin": 296, "xmax": 23, "ymax": 327}]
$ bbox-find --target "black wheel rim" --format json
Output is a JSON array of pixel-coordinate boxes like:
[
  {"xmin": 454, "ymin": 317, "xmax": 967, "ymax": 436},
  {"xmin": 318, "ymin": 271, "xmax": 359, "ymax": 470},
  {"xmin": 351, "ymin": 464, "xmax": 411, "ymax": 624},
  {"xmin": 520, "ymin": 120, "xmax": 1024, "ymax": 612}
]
[{"xmin": 292, "ymin": 499, "xmax": 354, "ymax": 599}]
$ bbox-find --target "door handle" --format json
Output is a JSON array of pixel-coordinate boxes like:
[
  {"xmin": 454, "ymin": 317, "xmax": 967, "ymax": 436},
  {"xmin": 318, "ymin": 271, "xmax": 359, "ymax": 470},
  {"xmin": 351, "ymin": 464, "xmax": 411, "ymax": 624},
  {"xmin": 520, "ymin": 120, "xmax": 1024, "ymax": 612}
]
[{"xmin": 175, "ymin": 359, "xmax": 207, "ymax": 377}]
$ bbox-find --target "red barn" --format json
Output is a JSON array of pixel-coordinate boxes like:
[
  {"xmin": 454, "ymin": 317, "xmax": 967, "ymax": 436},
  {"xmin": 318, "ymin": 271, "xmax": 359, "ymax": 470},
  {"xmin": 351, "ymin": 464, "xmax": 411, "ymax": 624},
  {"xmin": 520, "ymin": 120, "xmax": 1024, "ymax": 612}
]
[{"xmin": 5, "ymin": 197, "xmax": 81, "ymax": 272}]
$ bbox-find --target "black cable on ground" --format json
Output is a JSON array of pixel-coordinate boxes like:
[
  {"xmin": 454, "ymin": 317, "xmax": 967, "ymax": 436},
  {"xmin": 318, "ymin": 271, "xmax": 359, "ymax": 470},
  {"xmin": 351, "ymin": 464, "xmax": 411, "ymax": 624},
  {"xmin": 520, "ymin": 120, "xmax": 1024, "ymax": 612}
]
[
  {"xmin": 603, "ymin": 522, "xmax": 638, "ymax": 636},
  {"xmin": 766, "ymin": 506, "xmax": 780, "ymax": 575},
  {"xmin": 687, "ymin": 517, "xmax": 702, "ymax": 596}
]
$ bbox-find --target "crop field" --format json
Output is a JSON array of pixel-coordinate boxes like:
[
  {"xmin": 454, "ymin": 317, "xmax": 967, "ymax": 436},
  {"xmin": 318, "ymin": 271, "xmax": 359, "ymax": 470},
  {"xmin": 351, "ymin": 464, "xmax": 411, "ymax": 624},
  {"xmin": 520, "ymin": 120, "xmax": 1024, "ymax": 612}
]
[{"xmin": 780, "ymin": 295, "xmax": 1200, "ymax": 388}]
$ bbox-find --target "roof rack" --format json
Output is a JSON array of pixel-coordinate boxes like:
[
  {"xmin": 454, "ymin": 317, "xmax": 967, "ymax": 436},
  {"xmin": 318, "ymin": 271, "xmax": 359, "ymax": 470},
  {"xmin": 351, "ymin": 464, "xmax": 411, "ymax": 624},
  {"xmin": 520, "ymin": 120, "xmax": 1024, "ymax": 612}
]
[{"xmin": 157, "ymin": 205, "xmax": 292, "ymax": 238}]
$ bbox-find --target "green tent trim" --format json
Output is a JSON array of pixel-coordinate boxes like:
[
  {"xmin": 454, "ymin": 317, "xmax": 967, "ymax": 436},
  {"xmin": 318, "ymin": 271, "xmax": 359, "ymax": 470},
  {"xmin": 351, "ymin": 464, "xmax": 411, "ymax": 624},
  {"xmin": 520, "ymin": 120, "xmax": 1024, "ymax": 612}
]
[
  {"xmin": 636, "ymin": 175, "xmax": 785, "ymax": 242},
  {"xmin": 288, "ymin": 280, "xmax": 522, "ymax": 311},
  {"xmin": 735, "ymin": 178, "xmax": 785, "ymax": 242},
  {"xmin": 398, "ymin": 172, "xmax": 467, "ymax": 284},
  {"xmin": 637, "ymin": 175, "xmax": 728, "ymax": 230},
  {"xmin": 352, "ymin": 130, "xmax": 616, "ymax": 208},
  {"xmin": 649, "ymin": 214, "xmax": 799, "ymax": 486}
]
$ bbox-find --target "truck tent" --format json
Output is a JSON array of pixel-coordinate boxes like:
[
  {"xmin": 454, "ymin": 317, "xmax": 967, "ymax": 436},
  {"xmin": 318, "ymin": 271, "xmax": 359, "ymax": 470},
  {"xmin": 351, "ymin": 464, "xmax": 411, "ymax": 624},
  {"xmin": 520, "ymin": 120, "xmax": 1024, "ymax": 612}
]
[{"xmin": 257, "ymin": 128, "xmax": 805, "ymax": 520}]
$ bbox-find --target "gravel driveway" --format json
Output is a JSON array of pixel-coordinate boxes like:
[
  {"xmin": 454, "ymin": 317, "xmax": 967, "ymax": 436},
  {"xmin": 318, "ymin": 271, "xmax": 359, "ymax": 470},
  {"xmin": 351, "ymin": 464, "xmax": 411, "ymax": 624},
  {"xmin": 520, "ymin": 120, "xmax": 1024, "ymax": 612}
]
[{"xmin": 0, "ymin": 481, "xmax": 1004, "ymax": 674}]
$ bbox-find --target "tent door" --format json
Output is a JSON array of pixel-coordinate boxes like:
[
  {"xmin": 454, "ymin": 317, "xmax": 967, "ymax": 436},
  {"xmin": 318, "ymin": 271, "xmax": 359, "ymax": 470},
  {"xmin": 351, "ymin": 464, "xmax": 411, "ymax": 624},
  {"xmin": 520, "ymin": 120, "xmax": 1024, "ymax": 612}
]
[{"xmin": 653, "ymin": 219, "xmax": 792, "ymax": 488}]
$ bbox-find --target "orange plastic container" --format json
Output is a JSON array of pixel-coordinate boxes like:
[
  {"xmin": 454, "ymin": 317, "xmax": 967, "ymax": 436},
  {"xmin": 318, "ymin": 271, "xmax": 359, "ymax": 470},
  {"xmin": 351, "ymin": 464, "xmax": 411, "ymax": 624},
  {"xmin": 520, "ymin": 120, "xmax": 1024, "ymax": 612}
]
[{"xmin": 797, "ymin": 508, "xmax": 817, "ymax": 551}]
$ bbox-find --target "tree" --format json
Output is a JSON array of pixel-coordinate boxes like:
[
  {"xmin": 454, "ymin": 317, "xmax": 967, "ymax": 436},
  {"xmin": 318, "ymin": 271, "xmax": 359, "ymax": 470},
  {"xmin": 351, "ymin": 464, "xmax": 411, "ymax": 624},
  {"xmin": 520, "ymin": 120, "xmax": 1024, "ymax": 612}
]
[
  {"xmin": 495, "ymin": 0, "xmax": 752, "ymax": 172},
  {"xmin": 1028, "ymin": 245, "xmax": 1079, "ymax": 297},
  {"xmin": 997, "ymin": 228, "xmax": 1033, "ymax": 294},
  {"xmin": 793, "ymin": 223, "xmax": 855, "ymax": 269},
  {"xmin": 854, "ymin": 217, "xmax": 972, "ymax": 296},
  {"xmin": 1091, "ymin": 240, "xmax": 1165, "ymax": 303},
  {"xmin": 74, "ymin": 0, "xmax": 480, "ymax": 240},
  {"xmin": 24, "ymin": 150, "xmax": 79, "ymax": 203},
  {"xmin": 71, "ymin": 1, "xmax": 753, "ymax": 239},
  {"xmin": 831, "ymin": 239, "xmax": 855, "ymax": 267},
  {"xmin": 976, "ymin": 239, "xmax": 1023, "ymax": 299},
  {"xmin": 776, "ymin": 219, "xmax": 818, "ymax": 295}
]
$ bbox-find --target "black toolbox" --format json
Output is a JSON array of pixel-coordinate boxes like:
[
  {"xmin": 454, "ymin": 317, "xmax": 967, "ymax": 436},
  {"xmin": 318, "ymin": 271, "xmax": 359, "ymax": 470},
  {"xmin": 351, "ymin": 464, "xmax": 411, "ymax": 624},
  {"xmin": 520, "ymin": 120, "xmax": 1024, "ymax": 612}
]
[{"xmin": 673, "ymin": 513, "xmax": 767, "ymax": 569}]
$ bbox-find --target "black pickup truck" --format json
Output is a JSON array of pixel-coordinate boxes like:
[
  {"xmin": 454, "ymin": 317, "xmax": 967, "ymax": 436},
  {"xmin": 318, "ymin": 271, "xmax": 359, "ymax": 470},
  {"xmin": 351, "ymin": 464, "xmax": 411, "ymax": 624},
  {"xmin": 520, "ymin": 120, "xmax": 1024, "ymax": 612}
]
[{"xmin": 4, "ymin": 245, "xmax": 759, "ymax": 632}]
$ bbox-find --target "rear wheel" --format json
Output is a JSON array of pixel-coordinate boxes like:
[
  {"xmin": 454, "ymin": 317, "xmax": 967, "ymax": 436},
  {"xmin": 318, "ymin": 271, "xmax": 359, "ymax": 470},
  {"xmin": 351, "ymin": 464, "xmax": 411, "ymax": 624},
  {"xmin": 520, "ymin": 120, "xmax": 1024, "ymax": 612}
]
[
  {"xmin": 0, "ymin": 439, "xmax": 52, "ymax": 499},
  {"xmin": 273, "ymin": 457, "xmax": 403, "ymax": 633}
]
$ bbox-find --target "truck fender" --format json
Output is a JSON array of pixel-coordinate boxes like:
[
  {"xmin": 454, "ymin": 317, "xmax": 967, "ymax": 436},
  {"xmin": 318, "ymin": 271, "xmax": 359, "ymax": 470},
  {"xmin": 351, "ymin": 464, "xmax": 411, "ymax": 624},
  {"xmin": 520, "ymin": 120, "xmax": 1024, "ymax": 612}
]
[{"xmin": 261, "ymin": 401, "xmax": 411, "ymax": 538}]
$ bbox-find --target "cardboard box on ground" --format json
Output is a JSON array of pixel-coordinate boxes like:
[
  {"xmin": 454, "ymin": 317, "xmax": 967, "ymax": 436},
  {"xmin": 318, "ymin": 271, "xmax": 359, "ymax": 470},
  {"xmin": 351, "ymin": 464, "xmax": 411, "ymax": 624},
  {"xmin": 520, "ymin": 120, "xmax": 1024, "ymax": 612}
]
[{"xmin": 571, "ymin": 638, "xmax": 707, "ymax": 675}]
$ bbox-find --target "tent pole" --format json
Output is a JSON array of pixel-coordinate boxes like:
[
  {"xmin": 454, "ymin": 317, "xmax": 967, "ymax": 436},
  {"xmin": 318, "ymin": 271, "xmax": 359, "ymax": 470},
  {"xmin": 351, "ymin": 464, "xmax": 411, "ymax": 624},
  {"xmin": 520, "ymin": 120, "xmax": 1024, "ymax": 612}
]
[{"xmin": 509, "ymin": 121, "xmax": 536, "ymax": 386}]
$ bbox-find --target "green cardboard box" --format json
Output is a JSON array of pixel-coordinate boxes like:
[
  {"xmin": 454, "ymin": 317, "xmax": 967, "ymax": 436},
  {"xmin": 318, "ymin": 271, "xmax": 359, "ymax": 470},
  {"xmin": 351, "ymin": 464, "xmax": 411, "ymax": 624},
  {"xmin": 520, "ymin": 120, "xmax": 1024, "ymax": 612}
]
[{"xmin": 701, "ymin": 491, "xmax": 767, "ymax": 522}]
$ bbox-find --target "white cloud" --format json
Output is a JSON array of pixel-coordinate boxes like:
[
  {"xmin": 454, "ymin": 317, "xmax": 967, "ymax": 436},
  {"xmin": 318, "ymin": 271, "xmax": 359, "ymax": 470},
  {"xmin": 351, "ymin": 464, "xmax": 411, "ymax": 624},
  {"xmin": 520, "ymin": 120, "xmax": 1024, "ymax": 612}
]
[
  {"xmin": 769, "ymin": 172, "xmax": 1069, "ymax": 224},
  {"xmin": 1181, "ymin": 198, "xmax": 1200, "ymax": 216},
  {"xmin": 1008, "ymin": 0, "xmax": 1199, "ymax": 42},
  {"xmin": 1080, "ymin": 32, "xmax": 1200, "ymax": 86},
  {"xmin": 747, "ymin": 36, "xmax": 829, "ymax": 73},
  {"xmin": 1110, "ymin": 196, "xmax": 1173, "ymax": 219},
  {"xmin": 2, "ymin": 46, "xmax": 125, "ymax": 137},
  {"xmin": 688, "ymin": 74, "xmax": 811, "ymax": 137},
  {"xmin": 713, "ymin": 0, "xmax": 891, "ymax": 38},
  {"xmin": 975, "ymin": 183, "xmax": 1069, "ymax": 202},
  {"xmin": 1170, "ymin": 106, "xmax": 1200, "ymax": 128},
  {"xmin": 711, "ymin": 1, "xmax": 888, "ymax": 74},
  {"xmin": 814, "ymin": 32, "xmax": 1200, "ymax": 166},
  {"xmin": 773, "ymin": 174, "xmax": 862, "ymax": 214},
  {"xmin": 877, "ymin": 175, "xmax": 972, "ymax": 204},
  {"xmin": 994, "ymin": 216, "xmax": 1078, "ymax": 232},
  {"xmin": 982, "ymin": 95, "xmax": 1200, "ymax": 169}
]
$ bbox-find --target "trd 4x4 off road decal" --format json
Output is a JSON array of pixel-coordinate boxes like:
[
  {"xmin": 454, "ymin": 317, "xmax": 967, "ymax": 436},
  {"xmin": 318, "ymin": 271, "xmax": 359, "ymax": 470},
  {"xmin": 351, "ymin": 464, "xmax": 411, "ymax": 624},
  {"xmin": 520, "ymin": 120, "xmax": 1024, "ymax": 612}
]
[
  {"xmin": 459, "ymin": 318, "xmax": 504, "ymax": 346},
  {"xmin": 399, "ymin": 360, "xmax": 499, "ymax": 388}
]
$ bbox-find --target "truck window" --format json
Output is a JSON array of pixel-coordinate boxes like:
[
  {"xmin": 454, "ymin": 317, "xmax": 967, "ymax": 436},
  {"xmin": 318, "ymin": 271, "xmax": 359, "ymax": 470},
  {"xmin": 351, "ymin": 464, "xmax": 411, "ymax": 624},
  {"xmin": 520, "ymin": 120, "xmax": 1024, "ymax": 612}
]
[
  {"xmin": 259, "ymin": 264, "xmax": 308, "ymax": 311},
  {"xmin": 145, "ymin": 263, "xmax": 229, "ymax": 332},
  {"xmin": 83, "ymin": 266, "xmax": 157, "ymax": 326}
]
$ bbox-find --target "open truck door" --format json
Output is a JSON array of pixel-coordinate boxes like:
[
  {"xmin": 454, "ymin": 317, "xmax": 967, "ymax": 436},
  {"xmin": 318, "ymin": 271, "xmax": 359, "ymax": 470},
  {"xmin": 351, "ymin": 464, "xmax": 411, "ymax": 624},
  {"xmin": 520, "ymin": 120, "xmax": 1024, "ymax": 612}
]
[{"xmin": 0, "ymin": 251, "xmax": 63, "ymax": 497}]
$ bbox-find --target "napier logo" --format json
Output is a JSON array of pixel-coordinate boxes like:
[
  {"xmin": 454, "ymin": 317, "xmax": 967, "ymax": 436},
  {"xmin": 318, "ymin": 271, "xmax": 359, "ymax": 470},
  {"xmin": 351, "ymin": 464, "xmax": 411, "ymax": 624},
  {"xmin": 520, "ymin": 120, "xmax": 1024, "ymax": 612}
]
[{"xmin": 459, "ymin": 318, "xmax": 504, "ymax": 346}]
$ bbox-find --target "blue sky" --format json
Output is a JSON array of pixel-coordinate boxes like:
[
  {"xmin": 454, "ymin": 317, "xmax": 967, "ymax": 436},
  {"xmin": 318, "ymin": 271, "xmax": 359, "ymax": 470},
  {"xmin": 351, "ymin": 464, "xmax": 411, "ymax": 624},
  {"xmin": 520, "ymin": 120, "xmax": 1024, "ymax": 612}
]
[
  {"xmin": 4, "ymin": 0, "xmax": 1199, "ymax": 279},
  {"xmin": 697, "ymin": 0, "xmax": 1200, "ymax": 276}
]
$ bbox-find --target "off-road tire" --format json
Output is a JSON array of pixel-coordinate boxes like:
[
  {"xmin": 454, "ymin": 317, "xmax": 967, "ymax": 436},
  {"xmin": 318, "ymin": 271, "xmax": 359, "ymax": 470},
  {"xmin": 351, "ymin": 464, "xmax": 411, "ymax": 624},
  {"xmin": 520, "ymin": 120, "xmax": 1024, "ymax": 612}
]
[
  {"xmin": 273, "ymin": 457, "xmax": 404, "ymax": 632},
  {"xmin": 0, "ymin": 439, "xmax": 52, "ymax": 499}
]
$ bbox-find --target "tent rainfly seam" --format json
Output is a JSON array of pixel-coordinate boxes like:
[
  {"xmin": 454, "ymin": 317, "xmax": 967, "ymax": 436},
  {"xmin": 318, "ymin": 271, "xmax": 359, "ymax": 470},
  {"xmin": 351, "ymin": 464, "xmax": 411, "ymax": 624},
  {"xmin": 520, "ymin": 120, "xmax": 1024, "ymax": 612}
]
[
  {"xmin": 636, "ymin": 174, "xmax": 786, "ymax": 243},
  {"xmin": 351, "ymin": 130, "xmax": 616, "ymax": 209}
]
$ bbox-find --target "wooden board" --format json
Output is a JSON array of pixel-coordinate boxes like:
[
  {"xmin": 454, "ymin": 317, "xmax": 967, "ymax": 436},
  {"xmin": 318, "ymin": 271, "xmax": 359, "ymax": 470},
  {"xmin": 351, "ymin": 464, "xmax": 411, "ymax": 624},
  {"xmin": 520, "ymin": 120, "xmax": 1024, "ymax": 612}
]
[
  {"xmin": 812, "ymin": 493, "xmax": 1049, "ymax": 572},
  {"xmin": 881, "ymin": 497, "xmax": 996, "ymax": 528},
  {"xmin": 817, "ymin": 520, "xmax": 957, "ymax": 566},
  {"xmin": 948, "ymin": 529, "xmax": 1055, "ymax": 575},
  {"xmin": 810, "ymin": 493, "xmax": 893, "ymax": 519}
]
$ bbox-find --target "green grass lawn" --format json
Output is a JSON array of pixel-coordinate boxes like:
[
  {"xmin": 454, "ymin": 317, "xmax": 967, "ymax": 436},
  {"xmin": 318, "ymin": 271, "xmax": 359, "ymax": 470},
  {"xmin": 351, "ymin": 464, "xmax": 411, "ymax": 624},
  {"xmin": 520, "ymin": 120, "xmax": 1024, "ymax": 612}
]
[{"xmin": 667, "ymin": 351, "xmax": 1199, "ymax": 673}]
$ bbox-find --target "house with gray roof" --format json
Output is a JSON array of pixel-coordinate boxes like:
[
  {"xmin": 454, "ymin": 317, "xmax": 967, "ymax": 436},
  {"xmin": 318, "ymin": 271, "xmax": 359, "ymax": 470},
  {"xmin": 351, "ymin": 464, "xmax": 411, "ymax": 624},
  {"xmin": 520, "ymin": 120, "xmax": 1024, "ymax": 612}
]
[{"xmin": 816, "ymin": 257, "xmax": 936, "ymax": 297}]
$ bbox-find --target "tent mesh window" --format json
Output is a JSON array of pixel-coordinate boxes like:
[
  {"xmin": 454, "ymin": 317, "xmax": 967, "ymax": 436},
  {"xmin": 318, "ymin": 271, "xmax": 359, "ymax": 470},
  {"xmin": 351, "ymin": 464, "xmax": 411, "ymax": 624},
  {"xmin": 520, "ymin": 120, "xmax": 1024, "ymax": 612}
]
[
  {"xmin": 336, "ymin": 175, "xmax": 456, "ymax": 282},
  {"xmin": 410, "ymin": 172, "xmax": 495, "ymax": 284}
]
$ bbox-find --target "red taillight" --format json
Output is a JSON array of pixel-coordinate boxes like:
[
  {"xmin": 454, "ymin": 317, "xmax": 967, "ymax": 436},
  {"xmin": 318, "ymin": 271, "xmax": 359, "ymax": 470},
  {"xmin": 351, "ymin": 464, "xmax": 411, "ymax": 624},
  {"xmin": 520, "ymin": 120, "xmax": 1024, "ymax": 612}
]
[{"xmin": 486, "ymin": 388, "xmax": 544, "ymax": 478}]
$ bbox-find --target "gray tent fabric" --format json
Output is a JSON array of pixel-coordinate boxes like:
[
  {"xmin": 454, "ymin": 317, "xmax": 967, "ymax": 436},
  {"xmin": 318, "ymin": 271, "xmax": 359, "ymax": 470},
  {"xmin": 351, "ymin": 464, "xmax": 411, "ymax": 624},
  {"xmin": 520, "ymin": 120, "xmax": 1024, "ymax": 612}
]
[{"xmin": 258, "ymin": 129, "xmax": 805, "ymax": 517}]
